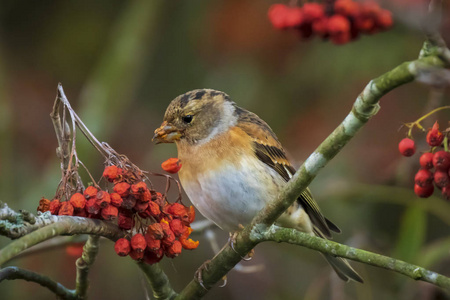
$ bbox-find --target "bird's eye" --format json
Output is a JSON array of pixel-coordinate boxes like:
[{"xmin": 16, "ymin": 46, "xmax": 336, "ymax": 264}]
[{"xmin": 183, "ymin": 115, "xmax": 193, "ymax": 124}]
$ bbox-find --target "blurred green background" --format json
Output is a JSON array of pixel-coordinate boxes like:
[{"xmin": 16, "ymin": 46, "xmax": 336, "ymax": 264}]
[{"xmin": 0, "ymin": 0, "xmax": 449, "ymax": 299}]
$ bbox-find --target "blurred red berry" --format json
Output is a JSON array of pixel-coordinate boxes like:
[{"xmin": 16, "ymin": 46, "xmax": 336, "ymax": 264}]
[
  {"xmin": 334, "ymin": 0, "xmax": 360, "ymax": 17},
  {"xmin": 442, "ymin": 186, "xmax": 450, "ymax": 200},
  {"xmin": 398, "ymin": 138, "xmax": 416, "ymax": 157},
  {"xmin": 433, "ymin": 151, "xmax": 450, "ymax": 170},
  {"xmin": 375, "ymin": 9, "xmax": 393, "ymax": 30},
  {"xmin": 414, "ymin": 169, "xmax": 433, "ymax": 187},
  {"xmin": 268, "ymin": 4, "xmax": 290, "ymax": 30},
  {"xmin": 419, "ymin": 152, "xmax": 434, "ymax": 169},
  {"xmin": 434, "ymin": 170, "xmax": 450, "ymax": 188},
  {"xmin": 426, "ymin": 121, "xmax": 444, "ymax": 147},
  {"xmin": 327, "ymin": 15, "xmax": 350, "ymax": 35},
  {"xmin": 302, "ymin": 3, "xmax": 325, "ymax": 22},
  {"xmin": 312, "ymin": 17, "xmax": 329, "ymax": 37},
  {"xmin": 285, "ymin": 7, "xmax": 304, "ymax": 27},
  {"xmin": 414, "ymin": 184, "xmax": 434, "ymax": 198}
]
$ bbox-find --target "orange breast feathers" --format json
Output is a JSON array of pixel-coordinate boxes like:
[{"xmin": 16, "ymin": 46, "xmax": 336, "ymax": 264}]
[{"xmin": 177, "ymin": 126, "xmax": 254, "ymax": 182}]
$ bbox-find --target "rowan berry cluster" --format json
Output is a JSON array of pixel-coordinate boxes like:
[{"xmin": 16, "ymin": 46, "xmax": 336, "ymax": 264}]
[
  {"xmin": 268, "ymin": 0, "xmax": 393, "ymax": 44},
  {"xmin": 37, "ymin": 159, "xmax": 198, "ymax": 264},
  {"xmin": 399, "ymin": 121, "xmax": 450, "ymax": 199}
]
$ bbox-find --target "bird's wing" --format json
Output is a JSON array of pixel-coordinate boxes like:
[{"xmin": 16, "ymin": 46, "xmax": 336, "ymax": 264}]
[{"xmin": 235, "ymin": 107, "xmax": 339, "ymax": 238}]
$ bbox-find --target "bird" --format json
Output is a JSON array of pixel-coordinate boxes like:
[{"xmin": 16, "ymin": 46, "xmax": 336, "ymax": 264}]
[{"xmin": 153, "ymin": 88, "xmax": 363, "ymax": 283}]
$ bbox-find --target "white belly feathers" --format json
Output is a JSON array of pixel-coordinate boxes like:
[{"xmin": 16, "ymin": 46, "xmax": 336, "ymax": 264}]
[{"xmin": 180, "ymin": 155, "xmax": 284, "ymax": 232}]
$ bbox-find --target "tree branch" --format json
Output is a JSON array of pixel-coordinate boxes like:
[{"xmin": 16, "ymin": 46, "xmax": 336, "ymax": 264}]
[
  {"xmin": 176, "ymin": 44, "xmax": 449, "ymax": 299},
  {"xmin": 75, "ymin": 235, "xmax": 100, "ymax": 299},
  {"xmin": 254, "ymin": 226, "xmax": 450, "ymax": 290},
  {"xmin": 138, "ymin": 262, "xmax": 177, "ymax": 300},
  {"xmin": 0, "ymin": 214, "xmax": 123, "ymax": 266},
  {"xmin": 0, "ymin": 266, "xmax": 77, "ymax": 299}
]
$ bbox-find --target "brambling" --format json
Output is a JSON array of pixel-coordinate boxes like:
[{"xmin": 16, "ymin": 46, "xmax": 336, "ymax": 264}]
[{"xmin": 153, "ymin": 89, "xmax": 363, "ymax": 283}]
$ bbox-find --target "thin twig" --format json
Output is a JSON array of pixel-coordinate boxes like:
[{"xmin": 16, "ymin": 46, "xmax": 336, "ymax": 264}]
[{"xmin": 0, "ymin": 266, "xmax": 77, "ymax": 300}]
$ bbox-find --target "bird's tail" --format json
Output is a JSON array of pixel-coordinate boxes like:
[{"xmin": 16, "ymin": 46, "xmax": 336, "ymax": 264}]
[{"xmin": 322, "ymin": 253, "xmax": 364, "ymax": 283}]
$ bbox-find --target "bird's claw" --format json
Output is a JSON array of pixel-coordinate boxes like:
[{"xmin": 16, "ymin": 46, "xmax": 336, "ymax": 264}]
[
  {"xmin": 228, "ymin": 226, "xmax": 254, "ymax": 261},
  {"xmin": 195, "ymin": 260, "xmax": 211, "ymax": 291}
]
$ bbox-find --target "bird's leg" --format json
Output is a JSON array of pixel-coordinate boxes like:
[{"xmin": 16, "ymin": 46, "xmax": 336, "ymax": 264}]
[
  {"xmin": 194, "ymin": 259, "xmax": 211, "ymax": 290},
  {"xmin": 228, "ymin": 225, "xmax": 254, "ymax": 261},
  {"xmin": 195, "ymin": 259, "xmax": 227, "ymax": 289}
]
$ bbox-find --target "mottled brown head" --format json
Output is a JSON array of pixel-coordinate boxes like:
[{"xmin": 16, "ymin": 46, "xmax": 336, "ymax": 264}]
[{"xmin": 153, "ymin": 89, "xmax": 237, "ymax": 145}]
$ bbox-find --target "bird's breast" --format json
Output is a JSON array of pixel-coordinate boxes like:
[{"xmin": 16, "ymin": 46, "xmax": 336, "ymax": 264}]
[{"xmin": 175, "ymin": 127, "xmax": 284, "ymax": 231}]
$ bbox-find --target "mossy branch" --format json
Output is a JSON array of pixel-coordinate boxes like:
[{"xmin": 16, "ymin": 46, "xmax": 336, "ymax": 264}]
[
  {"xmin": 176, "ymin": 41, "xmax": 450, "ymax": 299},
  {"xmin": 254, "ymin": 226, "xmax": 450, "ymax": 290}
]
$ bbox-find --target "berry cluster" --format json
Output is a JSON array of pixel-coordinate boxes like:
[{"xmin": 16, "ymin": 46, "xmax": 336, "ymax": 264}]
[
  {"xmin": 38, "ymin": 160, "xmax": 198, "ymax": 264},
  {"xmin": 399, "ymin": 121, "xmax": 450, "ymax": 199},
  {"xmin": 268, "ymin": 0, "xmax": 393, "ymax": 44}
]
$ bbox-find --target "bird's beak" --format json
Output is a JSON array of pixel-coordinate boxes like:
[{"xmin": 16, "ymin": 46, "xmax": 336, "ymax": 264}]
[{"xmin": 152, "ymin": 121, "xmax": 181, "ymax": 144}]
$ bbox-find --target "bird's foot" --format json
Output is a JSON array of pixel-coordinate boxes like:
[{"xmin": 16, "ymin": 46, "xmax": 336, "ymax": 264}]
[
  {"xmin": 194, "ymin": 260, "xmax": 211, "ymax": 291},
  {"xmin": 228, "ymin": 225, "xmax": 254, "ymax": 261},
  {"xmin": 195, "ymin": 260, "xmax": 227, "ymax": 289}
]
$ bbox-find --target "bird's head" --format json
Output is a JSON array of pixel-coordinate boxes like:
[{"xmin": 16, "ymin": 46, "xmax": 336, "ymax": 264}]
[{"xmin": 153, "ymin": 89, "xmax": 237, "ymax": 145}]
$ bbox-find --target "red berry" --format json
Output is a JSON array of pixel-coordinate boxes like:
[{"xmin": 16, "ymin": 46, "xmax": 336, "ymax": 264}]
[
  {"xmin": 161, "ymin": 158, "xmax": 182, "ymax": 174},
  {"xmin": 302, "ymin": 3, "xmax": 325, "ymax": 23},
  {"xmin": 268, "ymin": 4, "xmax": 290, "ymax": 30},
  {"xmin": 327, "ymin": 15, "xmax": 350, "ymax": 35},
  {"xmin": 59, "ymin": 202, "xmax": 74, "ymax": 216},
  {"xmin": 442, "ymin": 186, "xmax": 450, "ymax": 200},
  {"xmin": 49, "ymin": 199, "xmax": 61, "ymax": 215},
  {"xmin": 113, "ymin": 182, "xmax": 131, "ymax": 198},
  {"xmin": 433, "ymin": 151, "xmax": 450, "ymax": 170},
  {"xmin": 414, "ymin": 184, "xmax": 434, "ymax": 198},
  {"xmin": 398, "ymin": 138, "xmax": 416, "ymax": 157},
  {"xmin": 118, "ymin": 211, "xmax": 134, "ymax": 230},
  {"xmin": 83, "ymin": 186, "xmax": 98, "ymax": 199},
  {"xmin": 114, "ymin": 238, "xmax": 130, "ymax": 256},
  {"xmin": 375, "ymin": 9, "xmax": 393, "ymax": 30},
  {"xmin": 69, "ymin": 193, "xmax": 86, "ymax": 211},
  {"xmin": 131, "ymin": 233, "xmax": 147, "ymax": 252},
  {"xmin": 100, "ymin": 204, "xmax": 119, "ymax": 220},
  {"xmin": 414, "ymin": 169, "xmax": 433, "ymax": 187},
  {"xmin": 419, "ymin": 152, "xmax": 434, "ymax": 169},
  {"xmin": 426, "ymin": 121, "xmax": 444, "ymax": 147},
  {"xmin": 334, "ymin": 0, "xmax": 360, "ymax": 17},
  {"xmin": 103, "ymin": 165, "xmax": 122, "ymax": 182},
  {"xmin": 330, "ymin": 32, "xmax": 352, "ymax": 45},
  {"xmin": 284, "ymin": 7, "xmax": 304, "ymax": 27},
  {"xmin": 312, "ymin": 17, "xmax": 329, "ymax": 37},
  {"xmin": 434, "ymin": 170, "xmax": 450, "ymax": 188},
  {"xmin": 110, "ymin": 193, "xmax": 123, "ymax": 207},
  {"xmin": 96, "ymin": 191, "xmax": 111, "ymax": 208},
  {"xmin": 129, "ymin": 249, "xmax": 145, "ymax": 261},
  {"xmin": 165, "ymin": 240, "xmax": 182, "ymax": 258}
]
